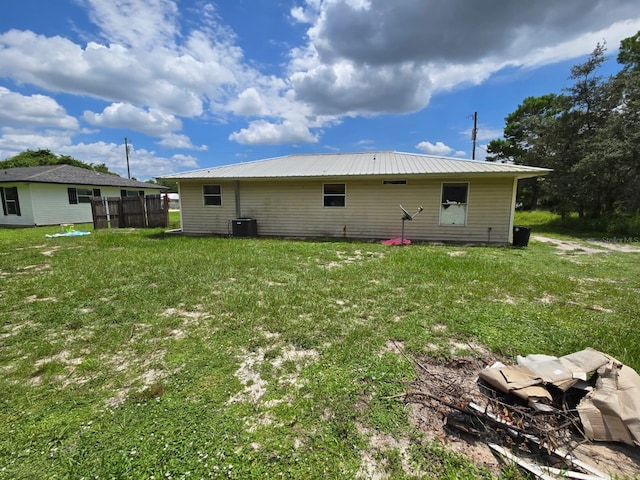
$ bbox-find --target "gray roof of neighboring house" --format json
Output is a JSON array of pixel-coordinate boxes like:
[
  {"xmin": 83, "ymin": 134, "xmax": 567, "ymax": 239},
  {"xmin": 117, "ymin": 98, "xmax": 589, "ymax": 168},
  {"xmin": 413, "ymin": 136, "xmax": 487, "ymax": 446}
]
[
  {"xmin": 0, "ymin": 165, "xmax": 167, "ymax": 189},
  {"xmin": 160, "ymin": 151, "xmax": 551, "ymax": 180}
]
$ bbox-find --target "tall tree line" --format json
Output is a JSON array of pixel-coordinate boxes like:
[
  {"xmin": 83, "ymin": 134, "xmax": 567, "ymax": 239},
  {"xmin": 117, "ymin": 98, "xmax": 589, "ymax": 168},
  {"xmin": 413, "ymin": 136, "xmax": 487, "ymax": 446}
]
[{"xmin": 488, "ymin": 32, "xmax": 640, "ymax": 218}]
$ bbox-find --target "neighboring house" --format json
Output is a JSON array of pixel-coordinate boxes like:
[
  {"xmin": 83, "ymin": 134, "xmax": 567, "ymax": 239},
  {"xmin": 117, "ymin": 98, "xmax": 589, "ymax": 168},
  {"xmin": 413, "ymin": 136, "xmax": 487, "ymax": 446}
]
[
  {"xmin": 159, "ymin": 151, "xmax": 550, "ymax": 244},
  {"xmin": 166, "ymin": 193, "xmax": 180, "ymax": 210},
  {"xmin": 0, "ymin": 165, "xmax": 167, "ymax": 227}
]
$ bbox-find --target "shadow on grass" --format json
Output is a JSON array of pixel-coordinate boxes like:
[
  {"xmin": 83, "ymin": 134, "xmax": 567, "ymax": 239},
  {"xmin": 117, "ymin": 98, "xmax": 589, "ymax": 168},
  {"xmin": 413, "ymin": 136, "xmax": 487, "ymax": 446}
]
[{"xmin": 515, "ymin": 210, "xmax": 640, "ymax": 239}]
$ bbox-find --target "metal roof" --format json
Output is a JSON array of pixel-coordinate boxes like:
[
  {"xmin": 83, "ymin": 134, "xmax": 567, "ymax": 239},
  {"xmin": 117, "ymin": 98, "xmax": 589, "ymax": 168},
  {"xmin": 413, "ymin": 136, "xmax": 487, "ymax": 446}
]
[
  {"xmin": 160, "ymin": 151, "xmax": 550, "ymax": 180},
  {"xmin": 0, "ymin": 165, "xmax": 167, "ymax": 189}
]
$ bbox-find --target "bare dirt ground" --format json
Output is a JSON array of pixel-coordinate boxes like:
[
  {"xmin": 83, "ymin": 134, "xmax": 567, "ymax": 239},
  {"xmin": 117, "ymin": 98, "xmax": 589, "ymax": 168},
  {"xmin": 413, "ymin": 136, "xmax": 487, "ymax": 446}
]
[
  {"xmin": 533, "ymin": 235, "xmax": 640, "ymax": 254},
  {"xmin": 404, "ymin": 343, "xmax": 640, "ymax": 478}
]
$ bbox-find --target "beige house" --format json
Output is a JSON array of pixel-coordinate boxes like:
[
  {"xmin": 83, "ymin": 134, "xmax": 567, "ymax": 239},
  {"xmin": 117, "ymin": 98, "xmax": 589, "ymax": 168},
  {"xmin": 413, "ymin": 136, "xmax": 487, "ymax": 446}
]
[{"xmin": 160, "ymin": 151, "xmax": 550, "ymax": 244}]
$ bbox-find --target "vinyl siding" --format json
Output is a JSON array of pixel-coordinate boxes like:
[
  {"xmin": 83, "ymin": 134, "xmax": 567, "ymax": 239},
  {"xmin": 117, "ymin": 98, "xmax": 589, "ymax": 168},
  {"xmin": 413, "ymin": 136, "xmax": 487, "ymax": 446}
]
[
  {"xmin": 178, "ymin": 176, "xmax": 517, "ymax": 243},
  {"xmin": 0, "ymin": 184, "xmax": 35, "ymax": 226},
  {"xmin": 179, "ymin": 180, "xmax": 237, "ymax": 235}
]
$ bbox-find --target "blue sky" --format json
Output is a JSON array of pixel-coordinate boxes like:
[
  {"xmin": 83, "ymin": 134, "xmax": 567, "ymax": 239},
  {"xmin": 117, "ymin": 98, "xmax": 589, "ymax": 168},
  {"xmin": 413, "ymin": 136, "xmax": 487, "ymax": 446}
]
[{"xmin": 1, "ymin": 0, "xmax": 639, "ymax": 180}]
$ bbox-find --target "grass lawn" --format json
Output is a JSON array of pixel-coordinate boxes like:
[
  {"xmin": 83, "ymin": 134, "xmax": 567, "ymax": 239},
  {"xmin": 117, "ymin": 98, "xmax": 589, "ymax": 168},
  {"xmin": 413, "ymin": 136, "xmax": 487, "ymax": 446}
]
[{"xmin": 1, "ymin": 221, "xmax": 639, "ymax": 479}]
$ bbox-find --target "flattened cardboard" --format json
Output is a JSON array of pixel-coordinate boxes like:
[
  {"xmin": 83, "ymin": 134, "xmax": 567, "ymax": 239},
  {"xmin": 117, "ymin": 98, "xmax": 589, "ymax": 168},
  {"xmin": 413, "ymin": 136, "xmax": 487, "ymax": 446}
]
[
  {"xmin": 578, "ymin": 357, "xmax": 640, "ymax": 446},
  {"xmin": 480, "ymin": 349, "xmax": 640, "ymax": 445},
  {"xmin": 517, "ymin": 348, "xmax": 610, "ymax": 391},
  {"xmin": 478, "ymin": 363, "xmax": 553, "ymax": 402}
]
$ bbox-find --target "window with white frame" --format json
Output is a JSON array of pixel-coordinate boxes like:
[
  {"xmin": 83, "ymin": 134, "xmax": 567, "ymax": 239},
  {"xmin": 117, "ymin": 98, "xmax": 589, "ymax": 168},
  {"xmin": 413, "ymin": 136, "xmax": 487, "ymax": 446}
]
[
  {"xmin": 203, "ymin": 185, "xmax": 222, "ymax": 206},
  {"xmin": 68, "ymin": 188, "xmax": 101, "ymax": 204},
  {"xmin": 323, "ymin": 183, "xmax": 346, "ymax": 207},
  {"xmin": 1, "ymin": 186, "xmax": 21, "ymax": 216},
  {"xmin": 440, "ymin": 183, "xmax": 468, "ymax": 226}
]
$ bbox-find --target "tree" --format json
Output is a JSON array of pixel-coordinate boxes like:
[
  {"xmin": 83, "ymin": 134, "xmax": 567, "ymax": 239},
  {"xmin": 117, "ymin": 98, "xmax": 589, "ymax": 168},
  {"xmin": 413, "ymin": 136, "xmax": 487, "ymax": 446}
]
[
  {"xmin": 0, "ymin": 149, "xmax": 119, "ymax": 176},
  {"xmin": 486, "ymin": 94, "xmax": 568, "ymax": 209},
  {"xmin": 154, "ymin": 178, "xmax": 179, "ymax": 192},
  {"xmin": 487, "ymin": 36, "xmax": 640, "ymax": 217},
  {"xmin": 617, "ymin": 31, "xmax": 640, "ymax": 71}
]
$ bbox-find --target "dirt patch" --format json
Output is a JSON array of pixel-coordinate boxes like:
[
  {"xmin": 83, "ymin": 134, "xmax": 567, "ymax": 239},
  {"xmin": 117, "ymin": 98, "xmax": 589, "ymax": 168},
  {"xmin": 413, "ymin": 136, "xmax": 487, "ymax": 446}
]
[
  {"xmin": 40, "ymin": 246, "xmax": 62, "ymax": 256},
  {"xmin": 587, "ymin": 239, "xmax": 640, "ymax": 253},
  {"xmin": 533, "ymin": 236, "xmax": 606, "ymax": 254},
  {"xmin": 25, "ymin": 295, "xmax": 57, "ymax": 303},
  {"xmin": 229, "ymin": 339, "xmax": 319, "ymax": 433},
  {"xmin": 16, "ymin": 263, "xmax": 51, "ymax": 274},
  {"xmin": 229, "ymin": 344, "xmax": 318, "ymax": 407},
  {"xmin": 355, "ymin": 421, "xmax": 414, "ymax": 479},
  {"xmin": 160, "ymin": 306, "xmax": 212, "ymax": 325},
  {"xmin": 403, "ymin": 345, "xmax": 640, "ymax": 478},
  {"xmin": 322, "ymin": 250, "xmax": 385, "ymax": 270},
  {"xmin": 534, "ymin": 235, "xmax": 640, "ymax": 255}
]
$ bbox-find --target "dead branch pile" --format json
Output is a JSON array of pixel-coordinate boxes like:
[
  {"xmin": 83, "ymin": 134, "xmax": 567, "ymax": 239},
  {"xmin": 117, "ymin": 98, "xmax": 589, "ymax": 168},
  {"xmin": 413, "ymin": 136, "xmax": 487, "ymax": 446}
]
[{"xmin": 400, "ymin": 347, "xmax": 640, "ymax": 479}]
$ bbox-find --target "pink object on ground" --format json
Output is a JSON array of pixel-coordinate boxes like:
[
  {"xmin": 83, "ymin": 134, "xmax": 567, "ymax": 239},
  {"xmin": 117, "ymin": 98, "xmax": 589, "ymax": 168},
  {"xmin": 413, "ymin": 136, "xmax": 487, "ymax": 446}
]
[{"xmin": 381, "ymin": 237, "xmax": 411, "ymax": 246}]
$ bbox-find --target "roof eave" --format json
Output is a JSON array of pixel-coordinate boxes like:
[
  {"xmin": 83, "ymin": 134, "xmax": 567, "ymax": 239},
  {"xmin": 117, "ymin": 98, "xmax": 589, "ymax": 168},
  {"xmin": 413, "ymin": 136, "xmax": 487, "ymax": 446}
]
[{"xmin": 168, "ymin": 170, "xmax": 552, "ymax": 182}]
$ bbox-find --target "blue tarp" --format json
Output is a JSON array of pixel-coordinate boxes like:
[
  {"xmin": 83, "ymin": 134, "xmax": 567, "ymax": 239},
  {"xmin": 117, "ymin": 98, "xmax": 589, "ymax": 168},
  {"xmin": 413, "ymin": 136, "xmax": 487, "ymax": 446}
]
[{"xmin": 45, "ymin": 231, "xmax": 91, "ymax": 238}]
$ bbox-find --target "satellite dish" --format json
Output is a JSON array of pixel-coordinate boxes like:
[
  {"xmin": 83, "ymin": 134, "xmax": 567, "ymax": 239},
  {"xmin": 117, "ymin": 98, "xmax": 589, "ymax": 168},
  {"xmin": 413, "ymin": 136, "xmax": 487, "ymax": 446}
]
[{"xmin": 400, "ymin": 205, "xmax": 412, "ymax": 220}]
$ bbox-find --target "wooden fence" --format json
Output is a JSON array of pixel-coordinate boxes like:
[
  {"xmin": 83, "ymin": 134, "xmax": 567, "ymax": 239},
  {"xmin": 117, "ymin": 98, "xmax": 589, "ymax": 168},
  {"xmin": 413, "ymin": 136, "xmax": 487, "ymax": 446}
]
[{"xmin": 91, "ymin": 195, "xmax": 168, "ymax": 229}]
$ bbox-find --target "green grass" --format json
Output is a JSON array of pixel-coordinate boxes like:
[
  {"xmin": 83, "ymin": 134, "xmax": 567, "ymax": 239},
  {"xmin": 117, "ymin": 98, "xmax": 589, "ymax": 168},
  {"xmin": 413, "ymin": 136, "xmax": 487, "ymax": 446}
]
[
  {"xmin": 1, "ymin": 223, "xmax": 639, "ymax": 479},
  {"xmin": 515, "ymin": 210, "xmax": 640, "ymax": 237}
]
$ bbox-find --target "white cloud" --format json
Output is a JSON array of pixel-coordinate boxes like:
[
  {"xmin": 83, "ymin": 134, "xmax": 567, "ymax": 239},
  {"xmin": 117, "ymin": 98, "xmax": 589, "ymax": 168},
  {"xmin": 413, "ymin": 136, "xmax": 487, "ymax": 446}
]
[
  {"xmin": 415, "ymin": 141, "xmax": 455, "ymax": 156},
  {"xmin": 229, "ymin": 120, "xmax": 318, "ymax": 145},
  {"xmin": 229, "ymin": 88, "xmax": 268, "ymax": 116},
  {"xmin": 158, "ymin": 133, "xmax": 208, "ymax": 151},
  {"xmin": 0, "ymin": 127, "xmax": 74, "ymax": 160},
  {"xmin": 0, "ymin": 30, "xmax": 205, "ymax": 117},
  {"xmin": 79, "ymin": 0, "xmax": 180, "ymax": 50},
  {"xmin": 290, "ymin": 6, "xmax": 309, "ymax": 24},
  {"xmin": 0, "ymin": 87, "xmax": 78, "ymax": 130},
  {"xmin": 83, "ymin": 103, "xmax": 182, "ymax": 136},
  {"xmin": 475, "ymin": 126, "xmax": 505, "ymax": 142},
  {"xmin": 171, "ymin": 153, "xmax": 199, "ymax": 168}
]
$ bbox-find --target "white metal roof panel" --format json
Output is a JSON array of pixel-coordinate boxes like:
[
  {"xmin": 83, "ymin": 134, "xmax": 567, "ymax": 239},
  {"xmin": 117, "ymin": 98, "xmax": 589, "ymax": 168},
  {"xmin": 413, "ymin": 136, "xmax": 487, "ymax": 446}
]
[{"xmin": 160, "ymin": 151, "xmax": 550, "ymax": 179}]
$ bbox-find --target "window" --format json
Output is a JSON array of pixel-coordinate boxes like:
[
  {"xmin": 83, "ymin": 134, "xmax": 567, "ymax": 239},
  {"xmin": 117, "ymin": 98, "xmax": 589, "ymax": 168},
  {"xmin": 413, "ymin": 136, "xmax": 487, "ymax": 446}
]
[
  {"xmin": 1, "ymin": 187, "xmax": 21, "ymax": 216},
  {"xmin": 323, "ymin": 183, "xmax": 346, "ymax": 207},
  {"xmin": 68, "ymin": 188, "xmax": 101, "ymax": 204},
  {"xmin": 440, "ymin": 183, "xmax": 468, "ymax": 226},
  {"xmin": 121, "ymin": 190, "xmax": 144, "ymax": 197},
  {"xmin": 78, "ymin": 188, "xmax": 96, "ymax": 203},
  {"xmin": 203, "ymin": 185, "xmax": 222, "ymax": 206}
]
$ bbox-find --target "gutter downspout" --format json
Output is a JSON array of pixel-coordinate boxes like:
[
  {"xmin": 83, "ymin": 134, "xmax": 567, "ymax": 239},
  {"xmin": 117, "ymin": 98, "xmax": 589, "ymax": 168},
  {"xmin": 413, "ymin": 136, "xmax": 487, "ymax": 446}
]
[
  {"xmin": 234, "ymin": 180, "xmax": 241, "ymax": 218},
  {"xmin": 508, "ymin": 177, "xmax": 518, "ymax": 244}
]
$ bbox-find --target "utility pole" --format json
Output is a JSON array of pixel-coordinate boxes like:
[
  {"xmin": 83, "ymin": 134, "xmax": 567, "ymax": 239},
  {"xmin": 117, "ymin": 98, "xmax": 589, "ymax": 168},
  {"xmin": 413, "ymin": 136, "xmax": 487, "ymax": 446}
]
[
  {"xmin": 124, "ymin": 137, "xmax": 131, "ymax": 179},
  {"xmin": 471, "ymin": 111, "xmax": 478, "ymax": 160}
]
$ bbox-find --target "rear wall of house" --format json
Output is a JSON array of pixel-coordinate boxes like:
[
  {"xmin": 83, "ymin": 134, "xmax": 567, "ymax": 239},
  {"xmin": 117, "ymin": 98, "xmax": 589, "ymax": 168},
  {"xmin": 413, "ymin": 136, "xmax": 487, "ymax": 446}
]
[{"xmin": 178, "ymin": 176, "xmax": 517, "ymax": 243}]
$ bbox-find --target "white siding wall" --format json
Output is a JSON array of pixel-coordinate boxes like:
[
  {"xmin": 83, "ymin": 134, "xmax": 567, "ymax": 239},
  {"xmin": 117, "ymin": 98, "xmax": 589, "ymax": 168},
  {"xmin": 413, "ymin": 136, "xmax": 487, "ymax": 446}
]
[
  {"xmin": 179, "ymin": 176, "xmax": 517, "ymax": 243},
  {"xmin": 0, "ymin": 184, "xmax": 35, "ymax": 226},
  {"xmin": 32, "ymin": 184, "xmax": 92, "ymax": 225}
]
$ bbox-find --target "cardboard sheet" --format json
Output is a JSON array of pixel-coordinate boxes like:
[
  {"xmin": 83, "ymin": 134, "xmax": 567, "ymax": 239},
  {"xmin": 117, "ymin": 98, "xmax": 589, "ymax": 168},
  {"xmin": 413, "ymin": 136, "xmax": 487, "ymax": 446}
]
[
  {"xmin": 577, "ymin": 356, "xmax": 640, "ymax": 446},
  {"xmin": 478, "ymin": 363, "xmax": 553, "ymax": 402},
  {"xmin": 479, "ymin": 348, "xmax": 640, "ymax": 446}
]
